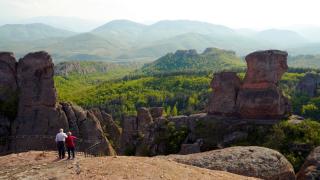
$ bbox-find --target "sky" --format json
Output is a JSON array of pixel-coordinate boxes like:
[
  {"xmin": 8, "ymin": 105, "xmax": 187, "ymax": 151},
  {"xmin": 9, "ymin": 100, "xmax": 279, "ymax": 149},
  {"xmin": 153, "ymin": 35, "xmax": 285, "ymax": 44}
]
[{"xmin": 0, "ymin": 0, "xmax": 320, "ymax": 29}]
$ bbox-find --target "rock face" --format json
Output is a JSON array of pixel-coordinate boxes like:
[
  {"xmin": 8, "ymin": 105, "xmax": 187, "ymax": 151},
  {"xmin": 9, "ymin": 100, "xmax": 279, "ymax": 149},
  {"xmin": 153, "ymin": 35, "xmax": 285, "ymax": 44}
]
[
  {"xmin": 179, "ymin": 139, "xmax": 203, "ymax": 155},
  {"xmin": 296, "ymin": 73, "xmax": 320, "ymax": 97},
  {"xmin": 242, "ymin": 50, "xmax": 288, "ymax": 86},
  {"xmin": 0, "ymin": 52, "xmax": 17, "ymax": 104},
  {"xmin": 208, "ymin": 50, "xmax": 290, "ymax": 119},
  {"xmin": 163, "ymin": 146, "xmax": 296, "ymax": 180},
  {"xmin": 11, "ymin": 52, "xmax": 69, "ymax": 150},
  {"xmin": 0, "ymin": 51, "xmax": 115, "ymax": 155},
  {"xmin": 91, "ymin": 108, "xmax": 122, "ymax": 153},
  {"xmin": 208, "ymin": 72, "xmax": 241, "ymax": 115},
  {"xmin": 237, "ymin": 50, "xmax": 290, "ymax": 119},
  {"xmin": 0, "ymin": 52, "xmax": 18, "ymax": 152},
  {"xmin": 297, "ymin": 146, "xmax": 320, "ymax": 180},
  {"xmin": 149, "ymin": 107, "xmax": 164, "ymax": 119}
]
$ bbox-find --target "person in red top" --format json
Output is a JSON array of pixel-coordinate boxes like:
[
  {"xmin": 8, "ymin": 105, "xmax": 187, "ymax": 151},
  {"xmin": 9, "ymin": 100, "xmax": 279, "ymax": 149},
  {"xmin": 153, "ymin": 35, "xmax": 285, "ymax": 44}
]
[{"xmin": 65, "ymin": 131, "xmax": 77, "ymax": 159}]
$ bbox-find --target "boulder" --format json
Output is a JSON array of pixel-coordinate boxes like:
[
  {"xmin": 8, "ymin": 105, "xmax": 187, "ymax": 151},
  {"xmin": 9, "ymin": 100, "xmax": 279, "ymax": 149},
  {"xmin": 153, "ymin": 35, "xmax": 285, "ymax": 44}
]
[
  {"xmin": 163, "ymin": 146, "xmax": 295, "ymax": 180},
  {"xmin": 297, "ymin": 146, "xmax": 320, "ymax": 180},
  {"xmin": 207, "ymin": 72, "xmax": 241, "ymax": 115},
  {"xmin": 296, "ymin": 73, "xmax": 320, "ymax": 97},
  {"xmin": 237, "ymin": 50, "xmax": 290, "ymax": 119}
]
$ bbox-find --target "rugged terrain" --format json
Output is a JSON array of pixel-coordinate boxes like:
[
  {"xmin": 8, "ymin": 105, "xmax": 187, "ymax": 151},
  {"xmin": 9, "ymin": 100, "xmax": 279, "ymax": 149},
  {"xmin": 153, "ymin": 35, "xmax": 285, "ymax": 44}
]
[{"xmin": 0, "ymin": 151, "xmax": 257, "ymax": 180}]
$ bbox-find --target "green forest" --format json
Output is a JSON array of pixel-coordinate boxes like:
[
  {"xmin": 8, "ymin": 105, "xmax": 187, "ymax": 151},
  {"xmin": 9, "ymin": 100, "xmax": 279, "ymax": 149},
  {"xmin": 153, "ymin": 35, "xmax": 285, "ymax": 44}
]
[{"xmin": 53, "ymin": 50, "xmax": 320, "ymax": 170}]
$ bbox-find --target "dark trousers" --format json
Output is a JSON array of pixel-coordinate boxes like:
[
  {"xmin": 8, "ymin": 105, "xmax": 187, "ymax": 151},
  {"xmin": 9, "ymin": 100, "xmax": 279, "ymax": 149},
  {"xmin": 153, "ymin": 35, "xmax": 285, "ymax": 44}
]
[
  {"xmin": 67, "ymin": 147, "xmax": 75, "ymax": 159},
  {"xmin": 57, "ymin": 141, "xmax": 65, "ymax": 159}
]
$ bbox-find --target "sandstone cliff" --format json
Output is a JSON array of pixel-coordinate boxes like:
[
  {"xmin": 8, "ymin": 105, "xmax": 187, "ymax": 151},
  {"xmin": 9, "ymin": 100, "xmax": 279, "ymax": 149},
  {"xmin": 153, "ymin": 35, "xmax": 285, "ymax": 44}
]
[{"xmin": 0, "ymin": 51, "xmax": 117, "ymax": 155}]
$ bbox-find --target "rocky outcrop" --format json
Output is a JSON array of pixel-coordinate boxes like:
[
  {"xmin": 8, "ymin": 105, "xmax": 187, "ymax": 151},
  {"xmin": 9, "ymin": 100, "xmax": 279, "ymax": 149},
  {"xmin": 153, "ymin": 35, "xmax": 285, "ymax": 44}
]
[
  {"xmin": 128, "ymin": 111, "xmax": 278, "ymax": 156},
  {"xmin": 54, "ymin": 61, "xmax": 120, "ymax": 76},
  {"xmin": 296, "ymin": 73, "xmax": 320, "ymax": 97},
  {"xmin": 0, "ymin": 151, "xmax": 258, "ymax": 180},
  {"xmin": 207, "ymin": 50, "xmax": 291, "ymax": 119},
  {"xmin": 149, "ymin": 107, "xmax": 164, "ymax": 119},
  {"xmin": 91, "ymin": 108, "xmax": 122, "ymax": 153},
  {"xmin": 297, "ymin": 146, "xmax": 320, "ymax": 180},
  {"xmin": 237, "ymin": 50, "xmax": 290, "ymax": 119},
  {"xmin": 208, "ymin": 72, "xmax": 241, "ymax": 116},
  {"xmin": 0, "ymin": 52, "xmax": 17, "ymax": 152},
  {"xmin": 0, "ymin": 52, "xmax": 17, "ymax": 104},
  {"xmin": 0, "ymin": 51, "xmax": 115, "ymax": 155},
  {"xmin": 162, "ymin": 146, "xmax": 295, "ymax": 180},
  {"xmin": 179, "ymin": 139, "xmax": 203, "ymax": 155},
  {"xmin": 137, "ymin": 107, "xmax": 153, "ymax": 131},
  {"xmin": 120, "ymin": 107, "xmax": 165, "ymax": 156},
  {"xmin": 11, "ymin": 52, "xmax": 69, "ymax": 150}
]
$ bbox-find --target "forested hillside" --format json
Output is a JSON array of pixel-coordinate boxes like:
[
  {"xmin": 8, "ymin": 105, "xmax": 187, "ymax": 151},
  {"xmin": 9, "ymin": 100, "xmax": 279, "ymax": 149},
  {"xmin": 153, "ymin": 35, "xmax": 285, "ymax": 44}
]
[{"xmin": 139, "ymin": 48, "xmax": 245, "ymax": 74}]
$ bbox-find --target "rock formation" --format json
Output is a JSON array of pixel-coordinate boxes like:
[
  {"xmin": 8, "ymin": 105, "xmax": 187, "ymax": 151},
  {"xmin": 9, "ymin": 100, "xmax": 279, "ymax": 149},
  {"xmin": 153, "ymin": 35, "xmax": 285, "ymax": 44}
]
[
  {"xmin": 207, "ymin": 72, "xmax": 241, "ymax": 115},
  {"xmin": 162, "ymin": 146, "xmax": 296, "ymax": 180},
  {"xmin": 296, "ymin": 73, "xmax": 320, "ymax": 97},
  {"xmin": 0, "ymin": 52, "xmax": 18, "ymax": 152},
  {"xmin": 0, "ymin": 51, "xmax": 115, "ymax": 155},
  {"xmin": 179, "ymin": 139, "xmax": 203, "ymax": 155},
  {"xmin": 0, "ymin": 52, "xmax": 17, "ymax": 105},
  {"xmin": 237, "ymin": 50, "xmax": 290, "ymax": 119},
  {"xmin": 208, "ymin": 50, "xmax": 291, "ymax": 119},
  {"xmin": 120, "ymin": 107, "xmax": 165, "ymax": 156},
  {"xmin": 297, "ymin": 146, "xmax": 320, "ymax": 179},
  {"xmin": 11, "ymin": 52, "xmax": 69, "ymax": 150}
]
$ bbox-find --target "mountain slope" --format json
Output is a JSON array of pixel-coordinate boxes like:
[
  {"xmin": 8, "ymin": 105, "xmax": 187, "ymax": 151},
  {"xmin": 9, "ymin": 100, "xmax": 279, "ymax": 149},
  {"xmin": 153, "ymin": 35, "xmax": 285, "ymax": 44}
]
[
  {"xmin": 140, "ymin": 47, "xmax": 245, "ymax": 74},
  {"xmin": 20, "ymin": 16, "xmax": 102, "ymax": 32},
  {"xmin": 255, "ymin": 29, "xmax": 308, "ymax": 47},
  {"xmin": 45, "ymin": 33, "xmax": 121, "ymax": 60},
  {"xmin": 138, "ymin": 20, "xmax": 236, "ymax": 42},
  {"xmin": 288, "ymin": 54, "xmax": 320, "ymax": 68},
  {"xmin": 0, "ymin": 23, "xmax": 75, "ymax": 41},
  {"xmin": 92, "ymin": 20, "xmax": 146, "ymax": 46}
]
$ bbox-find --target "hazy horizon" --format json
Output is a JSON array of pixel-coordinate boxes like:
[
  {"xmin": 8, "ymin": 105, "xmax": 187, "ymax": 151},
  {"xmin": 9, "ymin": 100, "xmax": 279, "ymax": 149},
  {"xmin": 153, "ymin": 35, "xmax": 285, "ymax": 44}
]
[{"xmin": 1, "ymin": 0, "xmax": 320, "ymax": 30}]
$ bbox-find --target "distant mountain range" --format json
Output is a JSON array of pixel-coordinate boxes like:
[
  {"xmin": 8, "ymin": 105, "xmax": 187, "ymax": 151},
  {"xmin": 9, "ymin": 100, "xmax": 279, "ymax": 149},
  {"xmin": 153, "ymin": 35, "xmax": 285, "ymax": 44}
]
[{"xmin": 1, "ymin": 19, "xmax": 320, "ymax": 62}]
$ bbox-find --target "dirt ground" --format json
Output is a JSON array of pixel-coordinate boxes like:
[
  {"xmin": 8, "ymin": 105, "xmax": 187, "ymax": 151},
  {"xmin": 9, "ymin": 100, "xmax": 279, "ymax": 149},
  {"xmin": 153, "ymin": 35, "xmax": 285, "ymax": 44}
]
[{"xmin": 0, "ymin": 151, "xmax": 258, "ymax": 180}]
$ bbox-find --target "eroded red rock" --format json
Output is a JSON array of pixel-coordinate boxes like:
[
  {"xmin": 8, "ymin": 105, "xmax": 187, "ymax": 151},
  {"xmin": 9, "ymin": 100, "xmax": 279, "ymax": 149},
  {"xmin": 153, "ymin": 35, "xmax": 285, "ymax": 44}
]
[
  {"xmin": 207, "ymin": 72, "xmax": 241, "ymax": 116},
  {"xmin": 237, "ymin": 50, "xmax": 290, "ymax": 119}
]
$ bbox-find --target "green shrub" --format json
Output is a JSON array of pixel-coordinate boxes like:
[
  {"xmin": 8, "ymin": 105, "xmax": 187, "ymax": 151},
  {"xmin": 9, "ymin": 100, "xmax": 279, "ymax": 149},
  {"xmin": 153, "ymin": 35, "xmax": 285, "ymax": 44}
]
[{"xmin": 264, "ymin": 120, "xmax": 320, "ymax": 171}]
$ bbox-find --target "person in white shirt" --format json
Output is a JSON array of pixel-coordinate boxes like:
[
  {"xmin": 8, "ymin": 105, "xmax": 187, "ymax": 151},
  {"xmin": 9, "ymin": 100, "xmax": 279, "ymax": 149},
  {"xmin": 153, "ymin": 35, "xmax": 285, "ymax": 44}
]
[{"xmin": 55, "ymin": 128, "xmax": 68, "ymax": 159}]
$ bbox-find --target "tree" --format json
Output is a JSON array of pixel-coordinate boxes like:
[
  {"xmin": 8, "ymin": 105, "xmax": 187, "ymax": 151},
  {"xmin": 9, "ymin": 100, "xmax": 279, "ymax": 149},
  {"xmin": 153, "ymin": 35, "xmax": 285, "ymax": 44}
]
[
  {"xmin": 166, "ymin": 106, "xmax": 171, "ymax": 117},
  {"xmin": 302, "ymin": 104, "xmax": 320, "ymax": 120},
  {"xmin": 171, "ymin": 104, "xmax": 178, "ymax": 116}
]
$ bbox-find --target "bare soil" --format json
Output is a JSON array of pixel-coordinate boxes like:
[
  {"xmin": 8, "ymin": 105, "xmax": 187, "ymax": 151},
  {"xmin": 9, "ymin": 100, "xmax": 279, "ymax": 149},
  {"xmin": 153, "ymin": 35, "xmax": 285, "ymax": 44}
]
[{"xmin": 0, "ymin": 151, "xmax": 258, "ymax": 180}]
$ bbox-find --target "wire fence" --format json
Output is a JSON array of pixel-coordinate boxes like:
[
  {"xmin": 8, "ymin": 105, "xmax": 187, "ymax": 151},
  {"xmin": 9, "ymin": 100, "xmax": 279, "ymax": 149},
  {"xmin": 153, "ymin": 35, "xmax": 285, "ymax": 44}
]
[{"xmin": 0, "ymin": 135, "xmax": 105, "ymax": 157}]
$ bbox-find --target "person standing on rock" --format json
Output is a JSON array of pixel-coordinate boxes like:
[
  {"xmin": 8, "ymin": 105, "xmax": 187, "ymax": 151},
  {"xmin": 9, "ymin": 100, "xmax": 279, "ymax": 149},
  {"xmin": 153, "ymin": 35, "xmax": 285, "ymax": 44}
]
[
  {"xmin": 65, "ymin": 131, "xmax": 77, "ymax": 160},
  {"xmin": 55, "ymin": 128, "xmax": 68, "ymax": 159}
]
